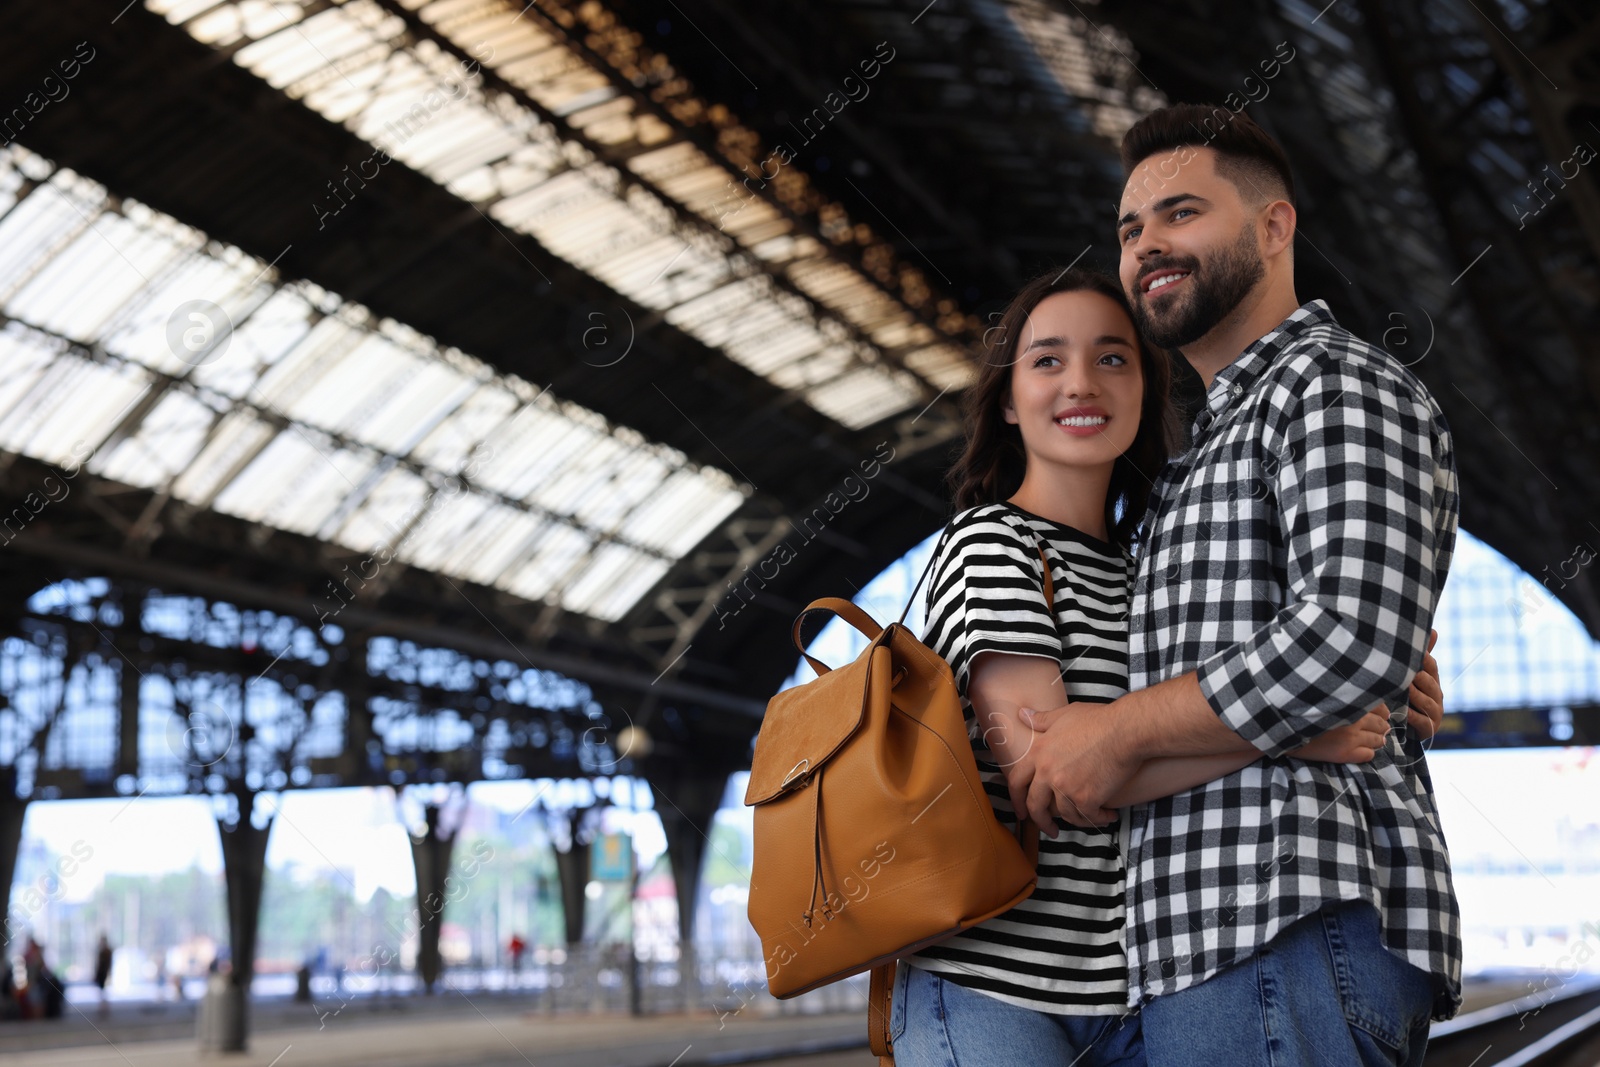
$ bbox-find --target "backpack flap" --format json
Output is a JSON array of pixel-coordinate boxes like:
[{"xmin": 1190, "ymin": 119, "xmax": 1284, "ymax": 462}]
[{"xmin": 744, "ymin": 636, "xmax": 891, "ymax": 806}]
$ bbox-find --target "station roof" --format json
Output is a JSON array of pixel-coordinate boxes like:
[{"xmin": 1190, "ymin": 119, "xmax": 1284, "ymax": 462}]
[{"xmin": 0, "ymin": 0, "xmax": 1593, "ymax": 736}]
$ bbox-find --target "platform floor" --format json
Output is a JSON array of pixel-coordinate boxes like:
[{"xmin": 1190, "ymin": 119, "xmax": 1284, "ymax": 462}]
[
  {"xmin": 0, "ymin": 1002, "xmax": 876, "ymax": 1067},
  {"xmin": 0, "ymin": 975, "xmax": 1535, "ymax": 1067}
]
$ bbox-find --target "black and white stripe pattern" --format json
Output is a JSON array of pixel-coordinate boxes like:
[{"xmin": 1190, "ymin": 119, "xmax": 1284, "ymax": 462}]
[
  {"xmin": 907, "ymin": 502, "xmax": 1135, "ymax": 1014},
  {"xmin": 1126, "ymin": 299, "xmax": 1463, "ymax": 1019}
]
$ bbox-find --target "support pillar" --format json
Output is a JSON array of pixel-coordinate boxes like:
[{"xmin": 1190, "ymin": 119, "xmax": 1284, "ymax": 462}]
[
  {"xmin": 0, "ymin": 782, "xmax": 27, "ymax": 956},
  {"xmin": 649, "ymin": 765, "xmax": 732, "ymax": 1003},
  {"xmin": 553, "ymin": 834, "xmax": 591, "ymax": 945},
  {"xmin": 116, "ymin": 656, "xmax": 140, "ymax": 780},
  {"xmin": 408, "ymin": 803, "xmax": 457, "ymax": 994},
  {"xmin": 215, "ymin": 788, "xmax": 271, "ymax": 1051}
]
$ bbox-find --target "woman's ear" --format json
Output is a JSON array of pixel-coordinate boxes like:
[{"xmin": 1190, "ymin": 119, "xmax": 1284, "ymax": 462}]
[{"xmin": 1001, "ymin": 389, "xmax": 1018, "ymax": 425}]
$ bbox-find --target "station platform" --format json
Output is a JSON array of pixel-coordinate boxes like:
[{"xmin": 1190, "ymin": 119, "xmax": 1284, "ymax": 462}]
[
  {"xmin": 0, "ymin": 975, "xmax": 1539, "ymax": 1067},
  {"xmin": 0, "ymin": 994, "xmax": 876, "ymax": 1067}
]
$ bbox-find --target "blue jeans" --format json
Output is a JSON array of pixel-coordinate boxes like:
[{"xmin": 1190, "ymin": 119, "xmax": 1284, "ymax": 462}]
[
  {"xmin": 1141, "ymin": 900, "xmax": 1435, "ymax": 1067},
  {"xmin": 890, "ymin": 962, "xmax": 1145, "ymax": 1066}
]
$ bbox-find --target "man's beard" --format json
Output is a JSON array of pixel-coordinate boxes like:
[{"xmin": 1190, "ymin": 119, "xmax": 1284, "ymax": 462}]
[{"xmin": 1133, "ymin": 225, "xmax": 1265, "ymax": 349}]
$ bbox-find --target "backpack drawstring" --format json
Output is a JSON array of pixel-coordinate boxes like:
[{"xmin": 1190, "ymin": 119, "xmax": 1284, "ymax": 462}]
[{"xmin": 803, "ymin": 768, "xmax": 831, "ymax": 926}]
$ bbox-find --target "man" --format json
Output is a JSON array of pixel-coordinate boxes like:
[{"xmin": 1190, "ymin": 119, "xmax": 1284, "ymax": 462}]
[{"xmin": 1018, "ymin": 103, "xmax": 1461, "ymax": 1066}]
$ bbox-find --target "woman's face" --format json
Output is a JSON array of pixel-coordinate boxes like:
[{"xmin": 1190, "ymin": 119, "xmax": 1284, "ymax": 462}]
[{"xmin": 1002, "ymin": 289, "xmax": 1144, "ymax": 472}]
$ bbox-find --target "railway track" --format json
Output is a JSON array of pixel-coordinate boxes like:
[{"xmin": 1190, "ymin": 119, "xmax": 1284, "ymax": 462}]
[{"xmin": 1426, "ymin": 977, "xmax": 1600, "ymax": 1067}]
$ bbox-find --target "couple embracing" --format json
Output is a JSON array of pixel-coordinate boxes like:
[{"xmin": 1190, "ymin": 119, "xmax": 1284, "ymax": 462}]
[{"xmin": 890, "ymin": 104, "xmax": 1461, "ymax": 1066}]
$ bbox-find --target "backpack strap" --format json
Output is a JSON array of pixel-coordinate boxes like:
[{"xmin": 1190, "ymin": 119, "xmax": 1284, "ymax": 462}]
[
  {"xmin": 995, "ymin": 506, "xmax": 1061, "ymax": 624},
  {"xmin": 869, "ymin": 961, "xmax": 895, "ymax": 1063},
  {"xmin": 898, "ymin": 523, "xmax": 956, "ymax": 626},
  {"xmin": 898, "ymin": 515, "xmax": 1057, "ymax": 627},
  {"xmin": 1037, "ymin": 539, "xmax": 1056, "ymax": 614}
]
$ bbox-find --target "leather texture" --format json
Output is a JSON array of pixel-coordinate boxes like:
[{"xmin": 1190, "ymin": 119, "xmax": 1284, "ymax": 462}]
[{"xmin": 746, "ymin": 545, "xmax": 1053, "ymax": 1063}]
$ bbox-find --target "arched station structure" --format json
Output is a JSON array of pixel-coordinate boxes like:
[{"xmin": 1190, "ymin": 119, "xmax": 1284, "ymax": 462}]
[{"xmin": 0, "ymin": 0, "xmax": 1596, "ymax": 1044}]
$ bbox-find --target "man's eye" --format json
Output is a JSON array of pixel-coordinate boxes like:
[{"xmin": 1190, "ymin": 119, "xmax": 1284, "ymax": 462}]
[{"xmin": 1121, "ymin": 227, "xmax": 1140, "ymax": 243}]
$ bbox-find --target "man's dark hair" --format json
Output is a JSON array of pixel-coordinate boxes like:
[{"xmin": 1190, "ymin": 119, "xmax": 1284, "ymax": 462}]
[{"xmin": 1120, "ymin": 103, "xmax": 1295, "ymax": 208}]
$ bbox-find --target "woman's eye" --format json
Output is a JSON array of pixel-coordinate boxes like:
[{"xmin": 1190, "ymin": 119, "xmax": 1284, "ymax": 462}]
[
  {"xmin": 1099, "ymin": 353, "xmax": 1127, "ymax": 366},
  {"xmin": 1032, "ymin": 354, "xmax": 1060, "ymax": 368}
]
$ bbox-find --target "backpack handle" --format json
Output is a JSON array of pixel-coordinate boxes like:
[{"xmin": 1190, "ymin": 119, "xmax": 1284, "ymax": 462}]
[{"xmin": 791, "ymin": 598, "xmax": 885, "ymax": 676}]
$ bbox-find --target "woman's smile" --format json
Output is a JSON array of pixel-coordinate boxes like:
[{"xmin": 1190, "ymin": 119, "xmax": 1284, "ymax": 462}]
[{"xmin": 1054, "ymin": 406, "xmax": 1111, "ymax": 436}]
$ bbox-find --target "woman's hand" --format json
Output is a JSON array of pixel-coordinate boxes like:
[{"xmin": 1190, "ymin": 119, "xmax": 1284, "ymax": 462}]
[
  {"xmin": 1404, "ymin": 629, "xmax": 1444, "ymax": 741},
  {"xmin": 1289, "ymin": 708, "xmax": 1390, "ymax": 763}
]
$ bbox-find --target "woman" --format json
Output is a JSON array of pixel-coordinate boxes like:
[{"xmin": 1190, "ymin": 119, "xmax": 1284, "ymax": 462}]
[{"xmin": 889, "ymin": 269, "xmax": 1442, "ymax": 1065}]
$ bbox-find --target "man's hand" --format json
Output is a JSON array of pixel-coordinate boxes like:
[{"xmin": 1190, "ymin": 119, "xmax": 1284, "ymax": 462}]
[
  {"xmin": 1289, "ymin": 708, "xmax": 1390, "ymax": 763},
  {"xmin": 1016, "ymin": 702, "xmax": 1134, "ymax": 832},
  {"xmin": 975, "ymin": 707, "xmax": 1043, "ymax": 830},
  {"xmin": 1403, "ymin": 629, "xmax": 1444, "ymax": 740}
]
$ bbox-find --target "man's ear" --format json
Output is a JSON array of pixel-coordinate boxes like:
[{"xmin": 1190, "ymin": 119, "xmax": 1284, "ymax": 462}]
[{"xmin": 1262, "ymin": 199, "xmax": 1296, "ymax": 259}]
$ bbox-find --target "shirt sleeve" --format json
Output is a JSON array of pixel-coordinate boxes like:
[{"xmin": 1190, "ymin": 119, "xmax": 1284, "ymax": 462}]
[
  {"xmin": 1193, "ymin": 360, "xmax": 1458, "ymax": 757},
  {"xmin": 926, "ymin": 512, "xmax": 1061, "ymax": 696}
]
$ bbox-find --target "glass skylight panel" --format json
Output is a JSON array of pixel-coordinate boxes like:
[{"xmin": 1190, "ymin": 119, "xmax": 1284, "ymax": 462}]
[
  {"xmin": 807, "ymin": 366, "xmax": 924, "ymax": 431},
  {"xmin": 147, "ymin": 0, "xmax": 962, "ymax": 429},
  {"xmin": 770, "ymin": 345, "xmax": 856, "ymax": 392},
  {"xmin": 496, "ymin": 520, "xmax": 591, "ymax": 602},
  {"xmin": 105, "ymin": 247, "xmax": 267, "ymax": 378},
  {"xmin": 250, "ymin": 312, "xmax": 369, "ymax": 414},
  {"xmin": 6, "ymin": 211, "xmax": 184, "ymax": 343},
  {"xmin": 524, "ymin": 430, "xmax": 637, "ymax": 517},
  {"xmin": 330, "ymin": 464, "xmax": 432, "ymax": 551},
  {"xmin": 0, "ymin": 144, "xmax": 739, "ymax": 621},
  {"xmin": 569, "ymin": 448, "xmax": 671, "ymax": 531},
  {"xmin": 560, "ymin": 543, "xmax": 673, "ymax": 623},
  {"xmin": 906, "ymin": 344, "xmax": 979, "ymax": 391},
  {"xmin": 0, "ymin": 173, "xmax": 107, "ymax": 307},
  {"xmin": 170, "ymin": 410, "xmax": 279, "ymax": 505},
  {"xmin": 212, "ymin": 430, "xmax": 378, "ymax": 535},
  {"xmin": 0, "ymin": 355, "xmax": 151, "ymax": 469},
  {"xmin": 94, "ymin": 388, "xmax": 223, "ymax": 490},
  {"xmin": 0, "ymin": 325, "xmax": 67, "ymax": 444},
  {"xmin": 408, "ymin": 382, "xmax": 518, "ymax": 472},
  {"xmin": 352, "ymin": 359, "xmax": 479, "ymax": 456},
  {"xmin": 998, "ymin": 0, "xmax": 1163, "ymax": 141},
  {"xmin": 472, "ymin": 401, "xmax": 590, "ymax": 500},
  {"xmin": 403, "ymin": 495, "xmax": 539, "ymax": 586},
  {"xmin": 393, "ymin": 487, "xmax": 494, "ymax": 571},
  {"xmin": 618, "ymin": 470, "xmax": 744, "ymax": 559},
  {"xmin": 191, "ymin": 288, "xmax": 318, "ymax": 400},
  {"xmin": 455, "ymin": 506, "xmax": 547, "ymax": 586}
]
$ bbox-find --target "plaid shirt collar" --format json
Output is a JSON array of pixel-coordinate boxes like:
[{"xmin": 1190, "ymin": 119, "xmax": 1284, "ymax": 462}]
[{"xmin": 1190, "ymin": 299, "xmax": 1336, "ymax": 439}]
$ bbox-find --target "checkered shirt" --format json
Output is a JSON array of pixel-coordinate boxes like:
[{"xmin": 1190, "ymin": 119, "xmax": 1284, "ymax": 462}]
[{"xmin": 1126, "ymin": 299, "xmax": 1463, "ymax": 1019}]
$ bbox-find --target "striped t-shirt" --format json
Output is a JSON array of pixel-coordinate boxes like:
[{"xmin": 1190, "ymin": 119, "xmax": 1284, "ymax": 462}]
[{"xmin": 906, "ymin": 502, "xmax": 1134, "ymax": 1014}]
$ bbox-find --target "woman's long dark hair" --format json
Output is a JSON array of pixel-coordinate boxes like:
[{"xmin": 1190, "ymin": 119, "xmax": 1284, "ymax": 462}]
[{"xmin": 946, "ymin": 268, "xmax": 1179, "ymax": 549}]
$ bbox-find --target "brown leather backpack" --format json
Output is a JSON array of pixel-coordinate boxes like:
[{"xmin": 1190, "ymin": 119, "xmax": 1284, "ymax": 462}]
[{"xmin": 745, "ymin": 537, "xmax": 1047, "ymax": 1063}]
